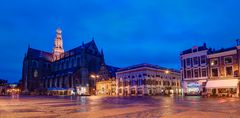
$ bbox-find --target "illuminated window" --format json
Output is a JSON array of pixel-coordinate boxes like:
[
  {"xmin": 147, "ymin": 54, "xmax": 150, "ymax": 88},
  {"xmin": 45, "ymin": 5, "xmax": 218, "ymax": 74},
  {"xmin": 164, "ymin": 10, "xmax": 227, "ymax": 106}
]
[
  {"xmin": 34, "ymin": 70, "xmax": 38, "ymax": 78},
  {"xmin": 211, "ymin": 68, "xmax": 218, "ymax": 77},
  {"xmin": 226, "ymin": 66, "xmax": 233, "ymax": 76},
  {"xmin": 210, "ymin": 58, "xmax": 218, "ymax": 66}
]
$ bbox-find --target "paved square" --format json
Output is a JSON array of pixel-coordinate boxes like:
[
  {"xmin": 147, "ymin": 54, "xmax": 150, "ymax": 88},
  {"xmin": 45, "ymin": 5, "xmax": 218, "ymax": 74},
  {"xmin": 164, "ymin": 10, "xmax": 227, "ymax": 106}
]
[{"xmin": 0, "ymin": 96, "xmax": 240, "ymax": 118}]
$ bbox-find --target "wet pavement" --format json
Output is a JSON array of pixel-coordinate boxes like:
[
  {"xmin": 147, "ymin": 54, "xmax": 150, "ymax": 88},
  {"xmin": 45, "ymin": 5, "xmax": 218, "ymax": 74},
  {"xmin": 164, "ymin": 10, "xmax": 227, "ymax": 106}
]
[{"xmin": 0, "ymin": 95, "xmax": 240, "ymax": 118}]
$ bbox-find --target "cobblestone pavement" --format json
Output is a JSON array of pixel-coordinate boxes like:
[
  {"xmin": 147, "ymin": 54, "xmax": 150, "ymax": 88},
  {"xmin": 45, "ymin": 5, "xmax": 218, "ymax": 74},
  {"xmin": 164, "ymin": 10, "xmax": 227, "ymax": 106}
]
[{"xmin": 0, "ymin": 95, "xmax": 240, "ymax": 118}]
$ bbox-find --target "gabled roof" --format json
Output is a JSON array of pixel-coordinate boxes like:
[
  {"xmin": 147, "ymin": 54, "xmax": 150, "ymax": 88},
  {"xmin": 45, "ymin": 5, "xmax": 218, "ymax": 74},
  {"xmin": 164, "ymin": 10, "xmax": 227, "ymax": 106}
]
[{"xmin": 60, "ymin": 40, "xmax": 100, "ymax": 59}]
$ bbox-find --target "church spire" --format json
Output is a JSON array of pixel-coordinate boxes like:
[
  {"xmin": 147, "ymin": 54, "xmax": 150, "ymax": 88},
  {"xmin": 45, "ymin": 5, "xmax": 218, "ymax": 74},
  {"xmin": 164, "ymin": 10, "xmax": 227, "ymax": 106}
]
[{"xmin": 53, "ymin": 28, "xmax": 64, "ymax": 61}]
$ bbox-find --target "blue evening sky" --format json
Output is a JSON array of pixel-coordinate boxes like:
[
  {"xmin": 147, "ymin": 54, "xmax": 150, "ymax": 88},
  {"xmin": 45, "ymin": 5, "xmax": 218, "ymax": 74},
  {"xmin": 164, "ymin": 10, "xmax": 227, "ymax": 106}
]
[{"xmin": 0, "ymin": 0, "xmax": 239, "ymax": 82}]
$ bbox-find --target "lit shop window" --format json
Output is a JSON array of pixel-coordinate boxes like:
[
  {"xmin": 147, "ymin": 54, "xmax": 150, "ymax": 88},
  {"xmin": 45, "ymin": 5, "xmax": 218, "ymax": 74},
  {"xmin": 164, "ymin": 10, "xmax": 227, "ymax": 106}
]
[
  {"xmin": 226, "ymin": 66, "xmax": 233, "ymax": 76},
  {"xmin": 210, "ymin": 59, "xmax": 218, "ymax": 66},
  {"xmin": 224, "ymin": 56, "xmax": 233, "ymax": 64},
  {"xmin": 193, "ymin": 57, "xmax": 199, "ymax": 65},
  {"xmin": 211, "ymin": 68, "xmax": 218, "ymax": 77},
  {"xmin": 201, "ymin": 55, "xmax": 206, "ymax": 64}
]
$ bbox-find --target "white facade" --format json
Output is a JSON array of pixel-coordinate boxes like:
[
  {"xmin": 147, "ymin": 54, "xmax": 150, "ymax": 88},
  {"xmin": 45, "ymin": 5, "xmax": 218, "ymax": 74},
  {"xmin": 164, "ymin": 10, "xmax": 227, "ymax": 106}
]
[
  {"xmin": 180, "ymin": 44, "xmax": 208, "ymax": 95},
  {"xmin": 116, "ymin": 64, "xmax": 181, "ymax": 96}
]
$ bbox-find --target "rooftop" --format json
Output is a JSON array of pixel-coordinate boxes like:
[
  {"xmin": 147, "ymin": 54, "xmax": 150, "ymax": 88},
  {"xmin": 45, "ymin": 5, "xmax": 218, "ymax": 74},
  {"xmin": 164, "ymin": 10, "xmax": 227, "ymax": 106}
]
[
  {"xmin": 208, "ymin": 46, "xmax": 237, "ymax": 54},
  {"xmin": 117, "ymin": 63, "xmax": 180, "ymax": 73},
  {"xmin": 181, "ymin": 43, "xmax": 208, "ymax": 55}
]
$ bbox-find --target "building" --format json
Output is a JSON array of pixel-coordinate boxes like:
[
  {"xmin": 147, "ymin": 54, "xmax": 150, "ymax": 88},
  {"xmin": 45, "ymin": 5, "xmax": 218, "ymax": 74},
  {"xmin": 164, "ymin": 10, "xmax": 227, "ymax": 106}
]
[
  {"xmin": 0, "ymin": 79, "xmax": 8, "ymax": 95},
  {"xmin": 96, "ymin": 64, "xmax": 119, "ymax": 95},
  {"xmin": 180, "ymin": 43, "xmax": 209, "ymax": 95},
  {"xmin": 22, "ymin": 28, "xmax": 106, "ymax": 95},
  {"xmin": 116, "ymin": 63, "xmax": 181, "ymax": 96},
  {"xmin": 206, "ymin": 46, "xmax": 240, "ymax": 97}
]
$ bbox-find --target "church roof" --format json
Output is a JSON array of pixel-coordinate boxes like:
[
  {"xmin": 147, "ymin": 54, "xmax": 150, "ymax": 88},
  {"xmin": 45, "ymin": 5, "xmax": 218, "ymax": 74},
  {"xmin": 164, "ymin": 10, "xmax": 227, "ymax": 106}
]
[
  {"xmin": 59, "ymin": 40, "xmax": 100, "ymax": 59},
  {"xmin": 26, "ymin": 39, "xmax": 101, "ymax": 62},
  {"xmin": 27, "ymin": 48, "xmax": 52, "ymax": 62}
]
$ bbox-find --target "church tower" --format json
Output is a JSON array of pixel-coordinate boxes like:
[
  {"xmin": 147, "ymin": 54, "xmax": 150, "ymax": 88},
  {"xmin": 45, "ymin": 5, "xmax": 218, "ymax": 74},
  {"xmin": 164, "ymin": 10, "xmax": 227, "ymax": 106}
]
[{"xmin": 53, "ymin": 28, "xmax": 64, "ymax": 61}]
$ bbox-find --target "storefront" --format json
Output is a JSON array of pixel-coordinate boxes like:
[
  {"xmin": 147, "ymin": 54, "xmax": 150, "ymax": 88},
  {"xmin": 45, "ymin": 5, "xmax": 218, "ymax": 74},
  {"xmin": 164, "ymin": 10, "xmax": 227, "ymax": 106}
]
[
  {"xmin": 47, "ymin": 88, "xmax": 73, "ymax": 96},
  {"xmin": 206, "ymin": 79, "xmax": 239, "ymax": 97},
  {"xmin": 186, "ymin": 83, "xmax": 200, "ymax": 95},
  {"xmin": 75, "ymin": 85, "xmax": 89, "ymax": 95}
]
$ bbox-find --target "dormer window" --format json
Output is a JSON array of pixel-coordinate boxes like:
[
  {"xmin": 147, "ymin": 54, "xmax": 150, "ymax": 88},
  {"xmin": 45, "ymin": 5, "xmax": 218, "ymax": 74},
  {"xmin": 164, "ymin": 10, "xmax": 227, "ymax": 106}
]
[
  {"xmin": 192, "ymin": 48, "xmax": 198, "ymax": 52},
  {"xmin": 192, "ymin": 46, "xmax": 198, "ymax": 52}
]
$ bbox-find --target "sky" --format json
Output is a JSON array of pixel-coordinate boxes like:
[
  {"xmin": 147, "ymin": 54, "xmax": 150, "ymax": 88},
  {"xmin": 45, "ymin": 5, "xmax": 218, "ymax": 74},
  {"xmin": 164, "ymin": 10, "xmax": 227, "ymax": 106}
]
[{"xmin": 0, "ymin": 0, "xmax": 240, "ymax": 83}]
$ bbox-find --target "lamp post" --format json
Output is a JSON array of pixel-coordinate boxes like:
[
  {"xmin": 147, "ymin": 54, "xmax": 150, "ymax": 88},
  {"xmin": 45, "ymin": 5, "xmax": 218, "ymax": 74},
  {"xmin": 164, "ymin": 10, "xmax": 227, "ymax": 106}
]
[
  {"xmin": 164, "ymin": 70, "xmax": 171, "ymax": 95},
  {"xmin": 90, "ymin": 74, "xmax": 99, "ymax": 95},
  {"xmin": 165, "ymin": 70, "xmax": 170, "ymax": 74}
]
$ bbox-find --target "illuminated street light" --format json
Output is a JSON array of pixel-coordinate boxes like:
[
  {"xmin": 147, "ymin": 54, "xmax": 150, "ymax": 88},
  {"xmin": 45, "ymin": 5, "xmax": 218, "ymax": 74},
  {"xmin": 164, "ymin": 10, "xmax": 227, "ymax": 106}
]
[
  {"xmin": 90, "ymin": 74, "xmax": 100, "ymax": 79},
  {"xmin": 90, "ymin": 74, "xmax": 99, "ymax": 95},
  {"xmin": 165, "ymin": 70, "xmax": 170, "ymax": 74},
  {"xmin": 211, "ymin": 62, "xmax": 214, "ymax": 66},
  {"xmin": 90, "ymin": 74, "xmax": 96, "ymax": 78}
]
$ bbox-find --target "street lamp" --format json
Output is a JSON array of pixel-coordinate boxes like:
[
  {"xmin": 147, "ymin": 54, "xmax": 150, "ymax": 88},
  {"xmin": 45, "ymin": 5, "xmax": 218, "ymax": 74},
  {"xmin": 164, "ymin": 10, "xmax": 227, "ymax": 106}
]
[
  {"xmin": 90, "ymin": 74, "xmax": 99, "ymax": 95},
  {"xmin": 165, "ymin": 70, "xmax": 170, "ymax": 74},
  {"xmin": 90, "ymin": 74, "xmax": 96, "ymax": 78}
]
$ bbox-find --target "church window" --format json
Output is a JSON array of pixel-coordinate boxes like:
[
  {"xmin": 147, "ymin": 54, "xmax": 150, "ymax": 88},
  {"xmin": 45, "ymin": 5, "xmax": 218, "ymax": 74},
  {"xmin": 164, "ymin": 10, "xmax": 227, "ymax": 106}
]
[{"xmin": 34, "ymin": 70, "xmax": 38, "ymax": 78}]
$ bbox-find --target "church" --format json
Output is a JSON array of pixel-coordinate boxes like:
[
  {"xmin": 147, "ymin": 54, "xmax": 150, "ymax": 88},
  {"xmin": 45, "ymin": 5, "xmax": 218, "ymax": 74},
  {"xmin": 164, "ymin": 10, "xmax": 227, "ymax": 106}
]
[{"xmin": 22, "ymin": 28, "xmax": 116, "ymax": 95}]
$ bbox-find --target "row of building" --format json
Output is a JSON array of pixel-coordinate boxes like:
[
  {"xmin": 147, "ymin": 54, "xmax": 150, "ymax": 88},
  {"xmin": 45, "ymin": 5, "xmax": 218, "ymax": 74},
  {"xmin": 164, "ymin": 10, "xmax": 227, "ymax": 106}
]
[
  {"xmin": 0, "ymin": 79, "xmax": 20, "ymax": 96},
  {"xmin": 181, "ymin": 43, "xmax": 240, "ymax": 97},
  {"xmin": 22, "ymin": 28, "xmax": 240, "ymax": 97},
  {"xmin": 21, "ymin": 28, "xmax": 181, "ymax": 96}
]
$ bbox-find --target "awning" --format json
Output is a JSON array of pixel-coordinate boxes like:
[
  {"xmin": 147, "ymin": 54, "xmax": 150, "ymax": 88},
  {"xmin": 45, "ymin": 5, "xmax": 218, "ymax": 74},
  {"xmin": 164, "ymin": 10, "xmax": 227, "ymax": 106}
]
[{"xmin": 206, "ymin": 79, "xmax": 239, "ymax": 89}]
